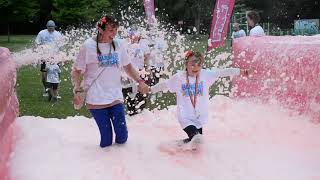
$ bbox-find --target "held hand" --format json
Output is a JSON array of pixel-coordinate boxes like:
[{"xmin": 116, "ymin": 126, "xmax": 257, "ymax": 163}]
[
  {"xmin": 73, "ymin": 86, "xmax": 83, "ymax": 94},
  {"xmin": 138, "ymin": 82, "xmax": 150, "ymax": 94}
]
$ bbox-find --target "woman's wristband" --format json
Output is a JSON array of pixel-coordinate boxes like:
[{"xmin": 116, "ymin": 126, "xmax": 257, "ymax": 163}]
[
  {"xmin": 75, "ymin": 90, "xmax": 84, "ymax": 93},
  {"xmin": 74, "ymin": 87, "xmax": 84, "ymax": 94}
]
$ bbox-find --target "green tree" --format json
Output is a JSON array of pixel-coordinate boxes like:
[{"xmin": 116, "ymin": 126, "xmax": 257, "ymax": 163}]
[
  {"xmin": 155, "ymin": 0, "xmax": 214, "ymax": 34},
  {"xmin": 39, "ymin": 0, "xmax": 54, "ymax": 26},
  {"xmin": 52, "ymin": 0, "xmax": 111, "ymax": 25},
  {"xmin": 0, "ymin": 0, "xmax": 39, "ymax": 42},
  {"xmin": 236, "ymin": 0, "xmax": 320, "ymax": 28}
]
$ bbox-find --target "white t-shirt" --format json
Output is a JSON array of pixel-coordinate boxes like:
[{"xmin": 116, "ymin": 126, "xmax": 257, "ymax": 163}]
[
  {"xmin": 249, "ymin": 25, "xmax": 265, "ymax": 37},
  {"xmin": 35, "ymin": 30, "xmax": 64, "ymax": 57},
  {"xmin": 152, "ymin": 68, "xmax": 240, "ymax": 129},
  {"xmin": 149, "ymin": 37, "xmax": 167, "ymax": 68},
  {"xmin": 46, "ymin": 64, "xmax": 61, "ymax": 83},
  {"xmin": 74, "ymin": 38, "xmax": 130, "ymax": 105},
  {"xmin": 122, "ymin": 39, "xmax": 150, "ymax": 70},
  {"xmin": 231, "ymin": 29, "xmax": 246, "ymax": 39},
  {"xmin": 35, "ymin": 29, "xmax": 63, "ymax": 45}
]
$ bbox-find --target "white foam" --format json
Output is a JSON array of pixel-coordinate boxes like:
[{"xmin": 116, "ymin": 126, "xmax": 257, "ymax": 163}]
[{"xmin": 9, "ymin": 96, "xmax": 320, "ymax": 180}]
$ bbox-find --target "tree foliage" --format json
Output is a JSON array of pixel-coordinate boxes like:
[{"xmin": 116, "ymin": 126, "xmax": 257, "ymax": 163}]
[
  {"xmin": 52, "ymin": 0, "xmax": 111, "ymax": 25},
  {"xmin": 0, "ymin": 0, "xmax": 319, "ymax": 34},
  {"xmin": 0, "ymin": 0, "xmax": 39, "ymax": 41},
  {"xmin": 237, "ymin": 0, "xmax": 320, "ymax": 27},
  {"xmin": 0, "ymin": 0, "xmax": 39, "ymax": 23}
]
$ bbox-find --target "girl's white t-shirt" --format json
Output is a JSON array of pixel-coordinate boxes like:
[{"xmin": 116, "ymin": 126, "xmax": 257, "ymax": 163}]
[
  {"xmin": 35, "ymin": 30, "xmax": 63, "ymax": 45},
  {"xmin": 249, "ymin": 25, "xmax": 265, "ymax": 37},
  {"xmin": 74, "ymin": 38, "xmax": 130, "ymax": 105},
  {"xmin": 159, "ymin": 68, "xmax": 240, "ymax": 129}
]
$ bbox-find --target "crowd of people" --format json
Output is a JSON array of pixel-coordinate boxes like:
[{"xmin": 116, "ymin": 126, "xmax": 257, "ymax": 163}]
[{"xmin": 37, "ymin": 10, "xmax": 264, "ymax": 149}]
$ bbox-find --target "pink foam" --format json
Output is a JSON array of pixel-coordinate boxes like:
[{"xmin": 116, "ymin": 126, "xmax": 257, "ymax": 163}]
[
  {"xmin": 0, "ymin": 47, "xmax": 19, "ymax": 180},
  {"xmin": 232, "ymin": 36, "xmax": 320, "ymax": 120}
]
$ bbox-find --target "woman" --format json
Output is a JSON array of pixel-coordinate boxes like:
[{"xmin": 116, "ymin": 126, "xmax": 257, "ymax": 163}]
[
  {"xmin": 246, "ymin": 11, "xmax": 265, "ymax": 37},
  {"xmin": 72, "ymin": 15, "xmax": 149, "ymax": 148}
]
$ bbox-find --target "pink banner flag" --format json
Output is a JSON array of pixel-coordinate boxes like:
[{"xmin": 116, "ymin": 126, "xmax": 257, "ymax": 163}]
[
  {"xmin": 207, "ymin": 0, "xmax": 235, "ymax": 52},
  {"xmin": 144, "ymin": 0, "xmax": 155, "ymax": 24}
]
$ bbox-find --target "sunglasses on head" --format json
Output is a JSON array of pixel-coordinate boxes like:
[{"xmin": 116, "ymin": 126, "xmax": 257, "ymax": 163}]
[{"xmin": 185, "ymin": 50, "xmax": 202, "ymax": 66}]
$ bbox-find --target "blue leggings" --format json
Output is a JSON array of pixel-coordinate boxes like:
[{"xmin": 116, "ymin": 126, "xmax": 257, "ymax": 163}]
[{"xmin": 90, "ymin": 103, "xmax": 128, "ymax": 148}]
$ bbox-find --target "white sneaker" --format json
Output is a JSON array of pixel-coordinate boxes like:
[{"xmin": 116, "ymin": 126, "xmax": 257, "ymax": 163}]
[
  {"xmin": 42, "ymin": 92, "xmax": 48, "ymax": 97},
  {"xmin": 57, "ymin": 95, "xmax": 61, "ymax": 99}
]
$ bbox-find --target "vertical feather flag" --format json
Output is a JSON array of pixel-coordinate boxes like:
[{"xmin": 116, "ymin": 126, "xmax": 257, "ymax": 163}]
[
  {"xmin": 144, "ymin": 0, "xmax": 155, "ymax": 24},
  {"xmin": 207, "ymin": 0, "xmax": 235, "ymax": 52}
]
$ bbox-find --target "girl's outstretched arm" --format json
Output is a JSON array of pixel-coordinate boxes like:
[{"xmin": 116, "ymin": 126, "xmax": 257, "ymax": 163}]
[
  {"xmin": 211, "ymin": 68, "xmax": 249, "ymax": 78},
  {"xmin": 150, "ymin": 81, "xmax": 168, "ymax": 93},
  {"xmin": 204, "ymin": 68, "xmax": 250, "ymax": 85},
  {"xmin": 150, "ymin": 72, "xmax": 180, "ymax": 94},
  {"xmin": 212, "ymin": 68, "xmax": 240, "ymax": 77}
]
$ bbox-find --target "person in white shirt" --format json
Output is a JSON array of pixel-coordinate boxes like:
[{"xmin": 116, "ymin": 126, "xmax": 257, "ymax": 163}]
[
  {"xmin": 72, "ymin": 16, "xmax": 149, "ymax": 148},
  {"xmin": 35, "ymin": 20, "xmax": 63, "ymax": 97},
  {"xmin": 148, "ymin": 33, "xmax": 167, "ymax": 85},
  {"xmin": 121, "ymin": 28, "xmax": 151, "ymax": 116},
  {"xmin": 231, "ymin": 23, "xmax": 246, "ymax": 39},
  {"xmin": 150, "ymin": 51, "xmax": 250, "ymax": 147},
  {"xmin": 247, "ymin": 11, "xmax": 265, "ymax": 37},
  {"xmin": 45, "ymin": 61, "xmax": 61, "ymax": 102},
  {"xmin": 124, "ymin": 28, "xmax": 151, "ymax": 70}
]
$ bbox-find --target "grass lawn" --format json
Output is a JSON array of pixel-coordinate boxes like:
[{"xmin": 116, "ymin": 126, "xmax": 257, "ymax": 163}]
[
  {"xmin": 3, "ymin": 35, "xmax": 233, "ymax": 118},
  {"xmin": 1, "ymin": 35, "xmax": 90, "ymax": 118},
  {"xmin": 0, "ymin": 35, "xmax": 35, "ymax": 52},
  {"xmin": 16, "ymin": 62, "xmax": 91, "ymax": 118}
]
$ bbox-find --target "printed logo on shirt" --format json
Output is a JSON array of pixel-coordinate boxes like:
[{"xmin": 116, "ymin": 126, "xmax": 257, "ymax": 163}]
[
  {"xmin": 181, "ymin": 81, "xmax": 204, "ymax": 97},
  {"xmin": 97, "ymin": 53, "xmax": 119, "ymax": 67},
  {"xmin": 44, "ymin": 35, "xmax": 55, "ymax": 43}
]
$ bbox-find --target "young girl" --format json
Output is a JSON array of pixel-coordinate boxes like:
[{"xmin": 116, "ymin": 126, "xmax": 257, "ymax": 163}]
[
  {"xmin": 150, "ymin": 51, "xmax": 249, "ymax": 147},
  {"xmin": 46, "ymin": 61, "xmax": 61, "ymax": 102}
]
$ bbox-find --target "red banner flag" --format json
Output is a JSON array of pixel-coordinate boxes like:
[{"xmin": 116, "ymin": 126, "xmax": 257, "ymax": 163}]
[
  {"xmin": 144, "ymin": 0, "xmax": 155, "ymax": 24},
  {"xmin": 207, "ymin": 0, "xmax": 235, "ymax": 52}
]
